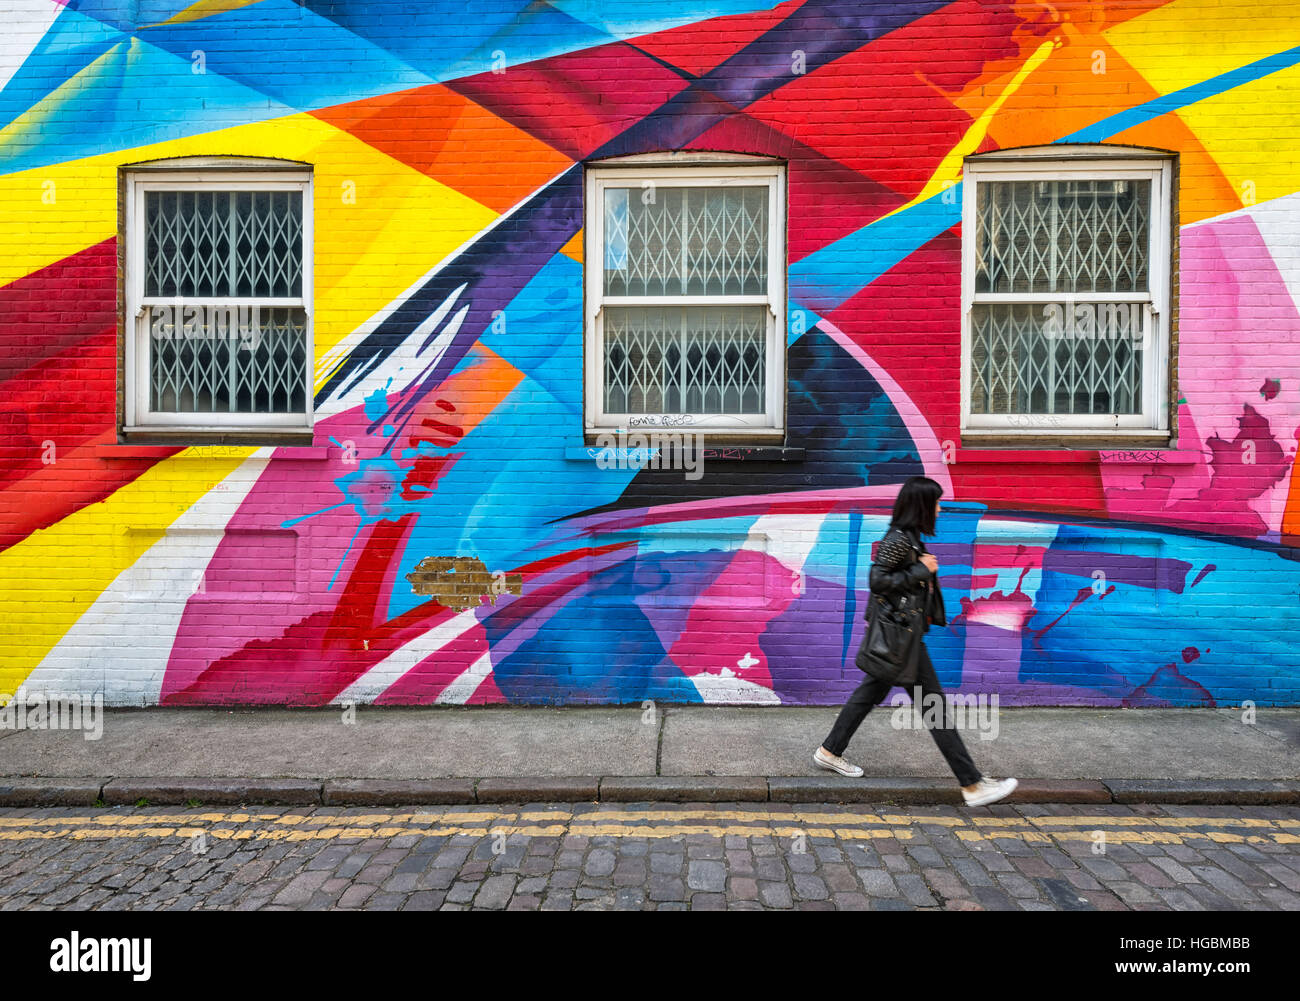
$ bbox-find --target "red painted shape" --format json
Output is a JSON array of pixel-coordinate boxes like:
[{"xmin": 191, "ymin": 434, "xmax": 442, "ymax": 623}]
[
  {"xmin": 466, "ymin": 671, "xmax": 507, "ymax": 705},
  {"xmin": 683, "ymin": 112, "xmax": 904, "ymax": 262},
  {"xmin": 401, "ymin": 451, "xmax": 462, "ymax": 501},
  {"xmin": 0, "ymin": 238, "xmax": 116, "ymax": 385},
  {"xmin": 631, "ymin": 0, "xmax": 808, "ymax": 77},
  {"xmin": 1123, "ymin": 663, "xmax": 1216, "ymax": 707},
  {"xmin": 445, "ymin": 42, "xmax": 692, "ymax": 160},
  {"xmin": 830, "ymin": 230, "xmax": 1108, "ymax": 517},
  {"xmin": 0, "ymin": 328, "xmax": 173, "ymax": 550},
  {"xmin": 374, "ymin": 622, "xmax": 491, "ymax": 704},
  {"xmin": 745, "ymin": 0, "xmax": 1020, "ymax": 202}
]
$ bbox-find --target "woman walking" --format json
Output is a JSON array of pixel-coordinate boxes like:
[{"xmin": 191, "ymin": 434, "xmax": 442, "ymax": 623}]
[{"xmin": 813, "ymin": 476, "xmax": 1018, "ymax": 807}]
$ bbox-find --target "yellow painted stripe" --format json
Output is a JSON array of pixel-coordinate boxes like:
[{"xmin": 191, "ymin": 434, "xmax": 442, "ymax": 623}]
[
  {"xmin": 1103, "ymin": 0, "xmax": 1300, "ymax": 205},
  {"xmin": 971, "ymin": 815, "xmax": 1295, "ymax": 830},
  {"xmin": 0, "ymin": 824, "xmax": 918, "ymax": 842},
  {"xmin": 877, "ymin": 37, "xmax": 1060, "ymax": 222},
  {"xmin": 0, "ymin": 454, "xmax": 249, "ymax": 693},
  {"xmin": 140, "ymin": 0, "xmax": 267, "ymax": 30},
  {"xmin": 3, "ymin": 823, "xmax": 1297, "ymax": 847},
  {"xmin": 3, "ymin": 810, "xmax": 1293, "ymax": 831},
  {"xmin": 0, "ymin": 112, "xmax": 498, "ymax": 359}
]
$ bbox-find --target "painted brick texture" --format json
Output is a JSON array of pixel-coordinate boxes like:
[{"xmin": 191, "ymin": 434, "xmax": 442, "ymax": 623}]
[{"xmin": 0, "ymin": 0, "xmax": 1297, "ymax": 708}]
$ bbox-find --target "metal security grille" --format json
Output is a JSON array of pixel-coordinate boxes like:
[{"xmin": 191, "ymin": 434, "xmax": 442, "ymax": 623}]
[
  {"xmin": 604, "ymin": 306, "xmax": 766, "ymax": 414},
  {"xmin": 971, "ymin": 178, "xmax": 1151, "ymax": 415},
  {"xmin": 145, "ymin": 190, "xmax": 303, "ymax": 298},
  {"xmin": 975, "ymin": 179, "xmax": 1149, "ymax": 294},
  {"xmin": 604, "ymin": 185, "xmax": 768, "ymax": 297},
  {"xmin": 970, "ymin": 302, "xmax": 1142, "ymax": 415},
  {"xmin": 148, "ymin": 306, "xmax": 308, "ymax": 414},
  {"xmin": 137, "ymin": 184, "xmax": 308, "ymax": 421}
]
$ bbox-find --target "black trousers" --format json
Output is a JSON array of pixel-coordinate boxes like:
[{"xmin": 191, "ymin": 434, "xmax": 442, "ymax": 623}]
[{"xmin": 823, "ymin": 641, "xmax": 982, "ymax": 787}]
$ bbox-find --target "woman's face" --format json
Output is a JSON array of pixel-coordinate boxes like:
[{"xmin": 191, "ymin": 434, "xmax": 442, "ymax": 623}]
[{"xmin": 935, "ymin": 499, "xmax": 942, "ymax": 518}]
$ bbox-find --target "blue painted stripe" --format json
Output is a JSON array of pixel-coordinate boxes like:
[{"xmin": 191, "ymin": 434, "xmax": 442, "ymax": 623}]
[{"xmin": 1062, "ymin": 44, "xmax": 1300, "ymax": 142}]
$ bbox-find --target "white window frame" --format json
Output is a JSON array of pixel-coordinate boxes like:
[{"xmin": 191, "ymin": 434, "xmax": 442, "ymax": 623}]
[
  {"xmin": 123, "ymin": 165, "xmax": 314, "ymax": 432},
  {"xmin": 584, "ymin": 157, "xmax": 786, "ymax": 435},
  {"xmin": 960, "ymin": 148, "xmax": 1172, "ymax": 435}
]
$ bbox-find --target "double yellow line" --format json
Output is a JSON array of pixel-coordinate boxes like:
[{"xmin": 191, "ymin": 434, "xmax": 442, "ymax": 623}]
[{"xmin": 1, "ymin": 808, "xmax": 1297, "ymax": 847}]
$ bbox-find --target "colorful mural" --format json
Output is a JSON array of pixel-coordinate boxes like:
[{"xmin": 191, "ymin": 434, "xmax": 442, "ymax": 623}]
[{"xmin": 1, "ymin": 0, "xmax": 1298, "ymax": 707}]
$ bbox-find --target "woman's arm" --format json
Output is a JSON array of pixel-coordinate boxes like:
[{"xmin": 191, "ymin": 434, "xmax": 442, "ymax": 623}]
[{"xmin": 869, "ymin": 531, "xmax": 931, "ymax": 597}]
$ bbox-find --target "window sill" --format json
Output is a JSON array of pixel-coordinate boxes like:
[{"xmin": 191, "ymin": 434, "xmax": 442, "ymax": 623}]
[
  {"xmin": 959, "ymin": 430, "xmax": 1174, "ymax": 450},
  {"xmin": 113, "ymin": 427, "xmax": 320, "ymax": 454},
  {"xmin": 955, "ymin": 444, "xmax": 1197, "ymax": 464}
]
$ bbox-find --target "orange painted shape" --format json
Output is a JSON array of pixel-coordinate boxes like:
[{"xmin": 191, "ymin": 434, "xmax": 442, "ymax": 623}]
[
  {"xmin": 1105, "ymin": 113, "xmax": 1244, "ymax": 224},
  {"xmin": 401, "ymin": 342, "xmax": 525, "ymax": 448},
  {"xmin": 558, "ymin": 229, "xmax": 583, "ymax": 264},
  {"xmin": 1282, "ymin": 448, "xmax": 1300, "ymax": 547},
  {"xmin": 311, "ymin": 85, "xmax": 573, "ymax": 214},
  {"xmin": 973, "ymin": 34, "xmax": 1158, "ymax": 149}
]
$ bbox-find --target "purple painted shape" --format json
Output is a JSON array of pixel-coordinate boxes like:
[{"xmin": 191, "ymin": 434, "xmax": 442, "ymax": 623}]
[
  {"xmin": 1042, "ymin": 550, "xmax": 1193, "ymax": 594},
  {"xmin": 759, "ymin": 571, "xmax": 863, "ymax": 705},
  {"xmin": 1123, "ymin": 663, "xmax": 1217, "ymax": 707}
]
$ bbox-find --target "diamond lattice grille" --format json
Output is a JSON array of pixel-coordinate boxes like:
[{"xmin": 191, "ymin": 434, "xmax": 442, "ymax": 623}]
[
  {"xmin": 148, "ymin": 306, "xmax": 308, "ymax": 414},
  {"xmin": 975, "ymin": 179, "xmax": 1150, "ymax": 294},
  {"xmin": 970, "ymin": 302, "xmax": 1143, "ymax": 415},
  {"xmin": 146, "ymin": 190, "xmax": 303, "ymax": 298},
  {"xmin": 604, "ymin": 186, "xmax": 768, "ymax": 297},
  {"xmin": 604, "ymin": 306, "xmax": 766, "ymax": 414}
]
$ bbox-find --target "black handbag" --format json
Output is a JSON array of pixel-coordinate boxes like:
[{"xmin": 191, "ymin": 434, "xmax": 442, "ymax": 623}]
[{"xmin": 855, "ymin": 591, "xmax": 923, "ymax": 683}]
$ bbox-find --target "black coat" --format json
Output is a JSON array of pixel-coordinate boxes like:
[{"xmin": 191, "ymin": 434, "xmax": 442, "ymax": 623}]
[
  {"xmin": 868, "ymin": 525, "xmax": 947, "ymax": 633},
  {"xmin": 861, "ymin": 525, "xmax": 947, "ymax": 687}
]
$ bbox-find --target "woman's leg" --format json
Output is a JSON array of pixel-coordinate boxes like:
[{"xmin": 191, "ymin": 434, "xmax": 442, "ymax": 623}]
[
  {"xmin": 822, "ymin": 672, "xmax": 893, "ymax": 757},
  {"xmin": 912, "ymin": 644, "xmax": 982, "ymax": 787}
]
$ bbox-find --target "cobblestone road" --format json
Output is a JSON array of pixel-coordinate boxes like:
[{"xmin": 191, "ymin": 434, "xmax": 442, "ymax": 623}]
[{"xmin": 1, "ymin": 802, "xmax": 1298, "ymax": 911}]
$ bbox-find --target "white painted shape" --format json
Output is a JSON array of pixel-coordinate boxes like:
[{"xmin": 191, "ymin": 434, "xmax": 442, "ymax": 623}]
[
  {"xmin": 315, "ymin": 284, "xmax": 467, "ymax": 419},
  {"xmin": 0, "ymin": 0, "xmax": 61, "ymax": 95},
  {"xmin": 690, "ymin": 670, "xmax": 781, "ymax": 705},
  {"xmin": 435, "ymin": 652, "xmax": 495, "ymax": 705},
  {"xmin": 20, "ymin": 457, "xmax": 267, "ymax": 705},
  {"xmin": 331, "ymin": 607, "xmax": 481, "ymax": 704},
  {"xmin": 1245, "ymin": 191, "xmax": 1300, "ymax": 323}
]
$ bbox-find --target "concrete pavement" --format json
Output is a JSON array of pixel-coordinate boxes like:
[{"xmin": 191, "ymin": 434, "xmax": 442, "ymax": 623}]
[{"xmin": 0, "ymin": 705, "xmax": 1297, "ymax": 806}]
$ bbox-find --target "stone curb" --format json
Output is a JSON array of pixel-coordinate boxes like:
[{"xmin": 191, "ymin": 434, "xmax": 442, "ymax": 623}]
[
  {"xmin": 322, "ymin": 779, "xmax": 475, "ymax": 806},
  {"xmin": 770, "ymin": 777, "xmax": 963, "ymax": 803},
  {"xmin": 1104, "ymin": 779, "xmax": 1300, "ymax": 805},
  {"xmin": 0, "ymin": 776, "xmax": 1296, "ymax": 807},
  {"xmin": 1009, "ymin": 779, "xmax": 1114, "ymax": 803},
  {"xmin": 600, "ymin": 777, "xmax": 769, "ymax": 802},
  {"xmin": 0, "ymin": 777, "xmax": 104, "ymax": 806},
  {"xmin": 476, "ymin": 777, "xmax": 600, "ymax": 802},
  {"xmin": 100, "ymin": 777, "xmax": 321, "ymax": 806}
]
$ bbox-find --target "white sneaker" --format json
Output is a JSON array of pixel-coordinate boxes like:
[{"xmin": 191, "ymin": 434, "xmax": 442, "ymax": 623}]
[
  {"xmin": 813, "ymin": 747, "xmax": 864, "ymax": 778},
  {"xmin": 962, "ymin": 776, "xmax": 1018, "ymax": 807}
]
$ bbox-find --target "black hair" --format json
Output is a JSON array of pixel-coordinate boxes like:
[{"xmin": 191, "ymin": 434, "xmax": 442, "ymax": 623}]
[{"xmin": 889, "ymin": 476, "xmax": 944, "ymax": 537}]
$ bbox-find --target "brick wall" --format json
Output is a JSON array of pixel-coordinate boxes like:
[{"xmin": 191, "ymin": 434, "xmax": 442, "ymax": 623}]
[{"xmin": 1, "ymin": 0, "xmax": 1297, "ymax": 707}]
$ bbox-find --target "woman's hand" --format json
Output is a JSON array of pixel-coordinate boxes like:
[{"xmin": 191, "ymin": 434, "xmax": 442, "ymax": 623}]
[{"xmin": 920, "ymin": 554, "xmax": 939, "ymax": 574}]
